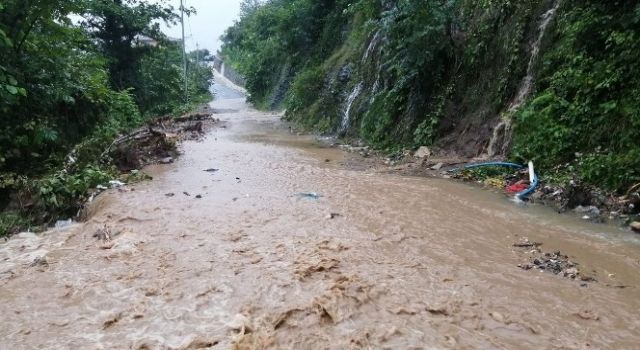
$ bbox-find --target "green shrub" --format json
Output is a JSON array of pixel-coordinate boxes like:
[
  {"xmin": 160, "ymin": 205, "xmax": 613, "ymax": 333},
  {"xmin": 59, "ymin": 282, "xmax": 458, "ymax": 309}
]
[
  {"xmin": 511, "ymin": 0, "xmax": 640, "ymax": 193},
  {"xmin": 34, "ymin": 166, "xmax": 113, "ymax": 218},
  {"xmin": 0, "ymin": 212, "xmax": 30, "ymax": 237},
  {"xmin": 285, "ymin": 66, "xmax": 325, "ymax": 118}
]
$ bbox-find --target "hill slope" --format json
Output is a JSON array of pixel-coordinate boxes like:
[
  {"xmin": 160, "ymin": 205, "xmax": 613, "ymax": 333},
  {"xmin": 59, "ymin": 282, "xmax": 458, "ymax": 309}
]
[{"xmin": 221, "ymin": 0, "xmax": 640, "ymax": 195}]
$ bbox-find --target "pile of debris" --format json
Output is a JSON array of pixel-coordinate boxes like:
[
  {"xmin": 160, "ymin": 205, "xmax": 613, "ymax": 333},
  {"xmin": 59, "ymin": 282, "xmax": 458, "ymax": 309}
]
[
  {"xmin": 104, "ymin": 112, "xmax": 219, "ymax": 171},
  {"xmin": 513, "ymin": 238, "xmax": 596, "ymax": 284}
]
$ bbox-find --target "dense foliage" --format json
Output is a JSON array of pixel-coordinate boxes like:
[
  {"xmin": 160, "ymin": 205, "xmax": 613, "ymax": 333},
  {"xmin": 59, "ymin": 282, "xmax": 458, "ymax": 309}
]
[
  {"xmin": 512, "ymin": 0, "xmax": 640, "ymax": 192},
  {"xmin": 0, "ymin": 0, "xmax": 213, "ymax": 235},
  {"xmin": 222, "ymin": 0, "xmax": 640, "ymax": 194}
]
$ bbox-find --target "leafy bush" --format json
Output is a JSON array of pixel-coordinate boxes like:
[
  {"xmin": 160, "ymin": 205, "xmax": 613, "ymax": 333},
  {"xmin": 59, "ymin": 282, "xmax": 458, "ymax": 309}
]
[
  {"xmin": 512, "ymin": 0, "xmax": 640, "ymax": 192},
  {"xmin": 285, "ymin": 66, "xmax": 325, "ymax": 119},
  {"xmin": 34, "ymin": 166, "xmax": 113, "ymax": 218},
  {"xmin": 0, "ymin": 0, "xmax": 214, "ymax": 235},
  {"xmin": 0, "ymin": 213, "xmax": 30, "ymax": 237}
]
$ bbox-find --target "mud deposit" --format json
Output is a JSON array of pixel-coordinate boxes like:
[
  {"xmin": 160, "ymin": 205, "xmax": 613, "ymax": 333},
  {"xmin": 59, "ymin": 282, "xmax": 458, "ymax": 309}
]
[{"xmin": 1, "ymin": 81, "xmax": 640, "ymax": 349}]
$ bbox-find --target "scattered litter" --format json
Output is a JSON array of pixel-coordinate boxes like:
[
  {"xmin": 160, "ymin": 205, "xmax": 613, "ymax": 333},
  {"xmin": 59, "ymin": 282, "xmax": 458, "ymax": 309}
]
[
  {"xmin": 183, "ymin": 192, "xmax": 191, "ymax": 196},
  {"xmin": 165, "ymin": 193, "xmax": 175, "ymax": 197},
  {"xmin": 298, "ymin": 192, "xmax": 322, "ymax": 200},
  {"xmin": 30, "ymin": 256, "xmax": 48, "ymax": 267},
  {"xmin": 93, "ymin": 225, "xmax": 114, "ymax": 249},
  {"xmin": 160, "ymin": 157, "xmax": 174, "ymax": 164},
  {"xmin": 54, "ymin": 219, "xmax": 74, "ymax": 229},
  {"xmin": 196, "ymin": 195, "xmax": 203, "ymax": 199},
  {"xmin": 514, "ymin": 239, "xmax": 597, "ymax": 282},
  {"xmin": 109, "ymin": 180, "xmax": 126, "ymax": 188},
  {"xmin": 326, "ymin": 213, "xmax": 341, "ymax": 219},
  {"xmin": 96, "ymin": 185, "xmax": 108, "ymax": 191},
  {"xmin": 517, "ymin": 247, "xmax": 596, "ymax": 282},
  {"xmin": 204, "ymin": 168, "xmax": 219, "ymax": 173},
  {"xmin": 507, "ymin": 183, "xmax": 529, "ymax": 193},
  {"xmin": 94, "ymin": 225, "xmax": 112, "ymax": 242},
  {"xmin": 512, "ymin": 238, "xmax": 541, "ymax": 248},
  {"xmin": 574, "ymin": 205, "xmax": 601, "ymax": 218}
]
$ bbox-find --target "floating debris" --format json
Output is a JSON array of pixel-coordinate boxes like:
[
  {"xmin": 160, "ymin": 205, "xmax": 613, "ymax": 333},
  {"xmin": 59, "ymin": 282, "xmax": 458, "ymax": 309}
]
[
  {"xmin": 298, "ymin": 192, "xmax": 322, "ymax": 200},
  {"xmin": 109, "ymin": 180, "xmax": 126, "ymax": 188}
]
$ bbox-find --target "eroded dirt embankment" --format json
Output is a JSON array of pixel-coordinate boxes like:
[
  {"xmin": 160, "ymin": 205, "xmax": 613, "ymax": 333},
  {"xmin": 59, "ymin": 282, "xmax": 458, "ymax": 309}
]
[{"xmin": 1, "ymin": 82, "xmax": 640, "ymax": 349}]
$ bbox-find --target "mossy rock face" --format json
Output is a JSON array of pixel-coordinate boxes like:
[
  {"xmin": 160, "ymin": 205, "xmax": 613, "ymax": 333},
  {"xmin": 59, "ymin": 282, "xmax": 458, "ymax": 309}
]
[{"xmin": 221, "ymin": 0, "xmax": 640, "ymax": 193}]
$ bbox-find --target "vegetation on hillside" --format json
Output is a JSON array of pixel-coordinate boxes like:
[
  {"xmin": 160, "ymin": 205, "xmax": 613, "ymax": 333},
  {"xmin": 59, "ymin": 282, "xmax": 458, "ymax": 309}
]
[
  {"xmin": 0, "ymin": 0, "xmax": 213, "ymax": 236},
  {"xmin": 221, "ymin": 0, "xmax": 640, "ymax": 196}
]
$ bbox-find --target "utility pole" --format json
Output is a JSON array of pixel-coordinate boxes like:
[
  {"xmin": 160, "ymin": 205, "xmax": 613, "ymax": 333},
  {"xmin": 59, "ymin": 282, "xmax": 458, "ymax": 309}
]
[
  {"xmin": 180, "ymin": 0, "xmax": 188, "ymax": 103},
  {"xmin": 196, "ymin": 42, "xmax": 200, "ymax": 65}
]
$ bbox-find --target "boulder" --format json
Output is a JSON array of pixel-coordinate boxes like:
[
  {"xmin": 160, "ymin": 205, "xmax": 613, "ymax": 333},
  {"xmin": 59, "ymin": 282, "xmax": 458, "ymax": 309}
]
[
  {"xmin": 430, "ymin": 162, "xmax": 444, "ymax": 170},
  {"xmin": 631, "ymin": 221, "xmax": 640, "ymax": 233},
  {"xmin": 414, "ymin": 146, "xmax": 431, "ymax": 159}
]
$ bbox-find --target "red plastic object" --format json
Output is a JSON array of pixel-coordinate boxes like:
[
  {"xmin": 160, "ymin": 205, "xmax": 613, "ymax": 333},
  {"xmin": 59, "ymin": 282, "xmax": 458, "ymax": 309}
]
[{"xmin": 506, "ymin": 183, "xmax": 529, "ymax": 193}]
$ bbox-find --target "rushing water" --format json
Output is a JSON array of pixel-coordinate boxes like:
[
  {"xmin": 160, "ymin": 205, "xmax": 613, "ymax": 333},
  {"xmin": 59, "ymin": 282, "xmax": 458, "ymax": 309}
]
[
  {"xmin": 487, "ymin": 1, "xmax": 561, "ymax": 157},
  {"xmin": 1, "ymin": 79, "xmax": 640, "ymax": 349},
  {"xmin": 339, "ymin": 82, "xmax": 363, "ymax": 134}
]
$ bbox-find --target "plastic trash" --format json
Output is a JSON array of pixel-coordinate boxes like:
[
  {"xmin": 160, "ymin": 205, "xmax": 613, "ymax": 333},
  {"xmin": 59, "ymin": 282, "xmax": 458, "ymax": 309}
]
[
  {"xmin": 54, "ymin": 219, "xmax": 74, "ymax": 229},
  {"xmin": 507, "ymin": 183, "xmax": 529, "ymax": 193},
  {"xmin": 109, "ymin": 180, "xmax": 126, "ymax": 188},
  {"xmin": 298, "ymin": 192, "xmax": 321, "ymax": 200}
]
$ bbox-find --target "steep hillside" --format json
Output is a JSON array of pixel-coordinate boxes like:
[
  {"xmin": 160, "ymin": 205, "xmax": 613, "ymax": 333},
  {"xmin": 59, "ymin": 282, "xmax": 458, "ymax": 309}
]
[{"xmin": 221, "ymin": 0, "xmax": 640, "ymax": 194}]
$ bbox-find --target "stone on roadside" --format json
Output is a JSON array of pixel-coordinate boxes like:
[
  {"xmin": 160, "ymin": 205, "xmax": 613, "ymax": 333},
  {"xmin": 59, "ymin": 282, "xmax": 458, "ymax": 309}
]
[
  {"xmin": 631, "ymin": 221, "xmax": 640, "ymax": 233},
  {"xmin": 414, "ymin": 146, "xmax": 431, "ymax": 159},
  {"xmin": 160, "ymin": 157, "xmax": 174, "ymax": 164},
  {"xmin": 430, "ymin": 162, "xmax": 444, "ymax": 170},
  {"xmin": 574, "ymin": 205, "xmax": 600, "ymax": 217}
]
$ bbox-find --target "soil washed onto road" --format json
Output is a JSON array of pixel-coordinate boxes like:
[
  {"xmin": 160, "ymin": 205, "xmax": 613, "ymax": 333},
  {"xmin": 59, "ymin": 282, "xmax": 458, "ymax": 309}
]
[{"xmin": 1, "ymin": 81, "xmax": 640, "ymax": 349}]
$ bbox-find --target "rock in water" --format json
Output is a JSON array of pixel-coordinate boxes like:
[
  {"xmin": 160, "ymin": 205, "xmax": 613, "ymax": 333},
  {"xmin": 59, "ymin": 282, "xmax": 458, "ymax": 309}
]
[
  {"xmin": 631, "ymin": 221, "xmax": 640, "ymax": 233},
  {"xmin": 414, "ymin": 146, "xmax": 431, "ymax": 159}
]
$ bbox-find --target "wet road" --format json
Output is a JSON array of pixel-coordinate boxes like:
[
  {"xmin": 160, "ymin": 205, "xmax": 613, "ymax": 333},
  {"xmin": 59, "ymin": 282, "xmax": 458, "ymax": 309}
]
[{"xmin": 1, "ymin": 80, "xmax": 640, "ymax": 349}]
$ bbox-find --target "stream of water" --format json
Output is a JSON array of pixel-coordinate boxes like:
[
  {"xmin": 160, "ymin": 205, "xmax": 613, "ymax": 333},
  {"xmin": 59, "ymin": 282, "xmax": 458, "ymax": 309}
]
[
  {"xmin": 1, "ymin": 79, "xmax": 639, "ymax": 349},
  {"xmin": 487, "ymin": 1, "xmax": 561, "ymax": 157}
]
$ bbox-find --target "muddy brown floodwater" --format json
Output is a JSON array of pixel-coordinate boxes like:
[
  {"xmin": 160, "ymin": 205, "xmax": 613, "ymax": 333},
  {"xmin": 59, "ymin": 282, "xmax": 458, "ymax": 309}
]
[{"xmin": 2, "ymin": 81, "xmax": 640, "ymax": 350}]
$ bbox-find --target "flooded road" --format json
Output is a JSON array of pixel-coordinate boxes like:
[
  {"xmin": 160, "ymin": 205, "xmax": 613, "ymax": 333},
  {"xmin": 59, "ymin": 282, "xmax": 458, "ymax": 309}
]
[{"xmin": 1, "ymin": 81, "xmax": 640, "ymax": 349}]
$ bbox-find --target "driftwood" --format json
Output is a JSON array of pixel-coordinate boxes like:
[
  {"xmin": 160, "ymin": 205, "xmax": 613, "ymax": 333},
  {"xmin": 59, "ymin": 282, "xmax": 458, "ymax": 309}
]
[
  {"xmin": 101, "ymin": 112, "xmax": 215, "ymax": 160},
  {"xmin": 96, "ymin": 111, "xmax": 217, "ymax": 171}
]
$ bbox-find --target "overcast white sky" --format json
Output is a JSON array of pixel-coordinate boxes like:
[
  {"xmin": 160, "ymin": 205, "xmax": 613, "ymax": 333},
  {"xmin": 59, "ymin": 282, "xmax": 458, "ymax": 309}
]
[{"xmin": 156, "ymin": 0, "xmax": 242, "ymax": 53}]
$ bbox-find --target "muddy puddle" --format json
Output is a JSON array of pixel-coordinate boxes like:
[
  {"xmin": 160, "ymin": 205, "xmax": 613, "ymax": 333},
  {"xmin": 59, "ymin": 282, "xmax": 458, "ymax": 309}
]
[{"xmin": 1, "ymin": 80, "xmax": 640, "ymax": 350}]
